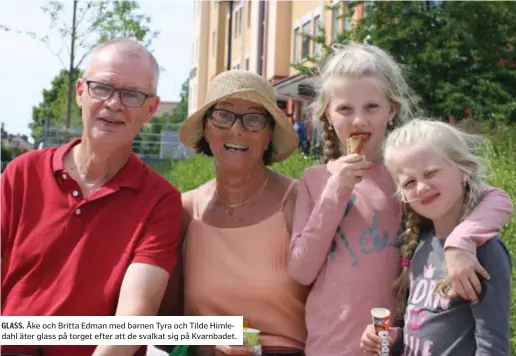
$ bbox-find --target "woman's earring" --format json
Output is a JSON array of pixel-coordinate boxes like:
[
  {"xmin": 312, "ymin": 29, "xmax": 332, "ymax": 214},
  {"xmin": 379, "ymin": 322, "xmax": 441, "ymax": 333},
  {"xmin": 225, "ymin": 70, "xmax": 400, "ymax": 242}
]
[
  {"xmin": 328, "ymin": 124, "xmax": 334, "ymax": 131},
  {"xmin": 388, "ymin": 120, "xmax": 394, "ymax": 128}
]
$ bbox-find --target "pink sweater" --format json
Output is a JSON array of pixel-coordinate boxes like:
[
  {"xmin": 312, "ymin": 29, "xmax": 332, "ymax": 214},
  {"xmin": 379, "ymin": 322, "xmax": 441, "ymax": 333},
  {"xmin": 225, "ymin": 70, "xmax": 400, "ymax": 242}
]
[{"xmin": 289, "ymin": 163, "xmax": 514, "ymax": 356}]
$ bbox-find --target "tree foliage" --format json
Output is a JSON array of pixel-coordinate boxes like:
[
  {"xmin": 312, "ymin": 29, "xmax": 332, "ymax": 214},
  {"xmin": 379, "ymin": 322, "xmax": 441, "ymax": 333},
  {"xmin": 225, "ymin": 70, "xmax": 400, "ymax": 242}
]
[
  {"xmin": 30, "ymin": 69, "xmax": 83, "ymax": 141},
  {"xmin": 296, "ymin": 1, "xmax": 516, "ymax": 124},
  {"xmin": 134, "ymin": 77, "xmax": 190, "ymax": 157},
  {"xmin": 2, "ymin": 1, "xmax": 159, "ymax": 140}
]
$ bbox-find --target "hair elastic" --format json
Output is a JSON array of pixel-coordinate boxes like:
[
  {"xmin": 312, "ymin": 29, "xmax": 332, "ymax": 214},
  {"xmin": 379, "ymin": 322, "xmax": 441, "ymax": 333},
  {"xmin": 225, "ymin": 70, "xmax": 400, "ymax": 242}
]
[{"xmin": 401, "ymin": 257, "xmax": 411, "ymax": 268}]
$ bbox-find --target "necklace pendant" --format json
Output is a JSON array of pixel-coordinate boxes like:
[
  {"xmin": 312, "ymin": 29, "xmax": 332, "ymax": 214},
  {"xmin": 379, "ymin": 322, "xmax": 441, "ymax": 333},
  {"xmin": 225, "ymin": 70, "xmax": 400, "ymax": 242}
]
[{"xmin": 227, "ymin": 207, "xmax": 234, "ymax": 215}]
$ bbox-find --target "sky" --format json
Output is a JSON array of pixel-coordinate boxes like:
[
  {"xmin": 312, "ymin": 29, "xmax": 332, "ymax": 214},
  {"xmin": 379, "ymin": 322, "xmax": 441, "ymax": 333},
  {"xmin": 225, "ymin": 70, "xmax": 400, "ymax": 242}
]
[{"xmin": 0, "ymin": 0, "xmax": 193, "ymax": 141}]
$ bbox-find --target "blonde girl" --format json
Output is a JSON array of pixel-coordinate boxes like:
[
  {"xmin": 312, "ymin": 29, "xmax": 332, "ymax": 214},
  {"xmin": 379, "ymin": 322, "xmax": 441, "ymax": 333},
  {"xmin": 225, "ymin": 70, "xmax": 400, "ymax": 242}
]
[
  {"xmin": 288, "ymin": 43, "xmax": 514, "ymax": 356},
  {"xmin": 360, "ymin": 119, "xmax": 512, "ymax": 355}
]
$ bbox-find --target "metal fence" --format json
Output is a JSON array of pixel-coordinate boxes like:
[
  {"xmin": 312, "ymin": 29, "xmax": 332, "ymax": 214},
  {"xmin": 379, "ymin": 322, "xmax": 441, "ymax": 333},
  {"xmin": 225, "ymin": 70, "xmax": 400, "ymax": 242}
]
[{"xmin": 40, "ymin": 120, "xmax": 194, "ymax": 161}]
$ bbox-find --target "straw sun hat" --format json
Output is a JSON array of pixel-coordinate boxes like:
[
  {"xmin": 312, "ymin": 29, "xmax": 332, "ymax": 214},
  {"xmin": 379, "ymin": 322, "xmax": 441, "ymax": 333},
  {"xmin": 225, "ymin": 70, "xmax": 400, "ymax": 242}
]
[{"xmin": 178, "ymin": 70, "xmax": 299, "ymax": 163}]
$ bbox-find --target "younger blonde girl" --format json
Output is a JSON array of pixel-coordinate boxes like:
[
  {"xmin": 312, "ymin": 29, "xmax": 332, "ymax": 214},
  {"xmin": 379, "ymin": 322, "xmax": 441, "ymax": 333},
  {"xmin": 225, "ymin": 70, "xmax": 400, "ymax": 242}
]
[
  {"xmin": 360, "ymin": 119, "xmax": 512, "ymax": 355},
  {"xmin": 288, "ymin": 43, "xmax": 514, "ymax": 356}
]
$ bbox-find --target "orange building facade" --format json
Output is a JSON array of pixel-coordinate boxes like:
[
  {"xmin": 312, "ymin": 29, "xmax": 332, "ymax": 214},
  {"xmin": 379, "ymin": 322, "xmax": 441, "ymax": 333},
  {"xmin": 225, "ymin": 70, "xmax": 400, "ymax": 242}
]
[{"xmin": 188, "ymin": 0, "xmax": 365, "ymax": 123}]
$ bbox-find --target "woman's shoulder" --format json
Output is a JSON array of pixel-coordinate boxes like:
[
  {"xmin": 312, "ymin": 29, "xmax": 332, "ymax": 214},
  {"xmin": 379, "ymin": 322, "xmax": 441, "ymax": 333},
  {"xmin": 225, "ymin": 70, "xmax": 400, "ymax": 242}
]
[
  {"xmin": 477, "ymin": 236, "xmax": 512, "ymax": 266},
  {"xmin": 182, "ymin": 179, "xmax": 215, "ymax": 218}
]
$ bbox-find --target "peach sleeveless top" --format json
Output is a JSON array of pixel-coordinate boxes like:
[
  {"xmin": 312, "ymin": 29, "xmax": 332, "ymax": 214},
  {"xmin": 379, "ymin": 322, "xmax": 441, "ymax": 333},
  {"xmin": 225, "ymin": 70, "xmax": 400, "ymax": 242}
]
[{"xmin": 183, "ymin": 181, "xmax": 308, "ymax": 350}]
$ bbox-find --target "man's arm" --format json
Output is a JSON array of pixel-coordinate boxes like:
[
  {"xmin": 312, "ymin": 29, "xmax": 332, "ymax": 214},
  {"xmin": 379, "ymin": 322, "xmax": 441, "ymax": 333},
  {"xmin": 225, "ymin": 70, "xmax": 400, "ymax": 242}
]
[
  {"xmin": 93, "ymin": 190, "xmax": 183, "ymax": 356},
  {"xmin": 92, "ymin": 264, "xmax": 170, "ymax": 356}
]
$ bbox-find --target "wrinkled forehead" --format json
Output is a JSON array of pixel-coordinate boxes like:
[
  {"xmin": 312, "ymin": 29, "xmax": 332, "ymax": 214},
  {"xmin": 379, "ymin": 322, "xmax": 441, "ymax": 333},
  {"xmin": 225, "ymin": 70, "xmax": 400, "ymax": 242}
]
[{"xmin": 86, "ymin": 48, "xmax": 155, "ymax": 92}]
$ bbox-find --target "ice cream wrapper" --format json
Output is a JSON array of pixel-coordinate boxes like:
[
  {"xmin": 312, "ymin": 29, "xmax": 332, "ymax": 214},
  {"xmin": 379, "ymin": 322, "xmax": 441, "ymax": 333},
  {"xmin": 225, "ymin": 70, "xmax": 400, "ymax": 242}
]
[{"xmin": 371, "ymin": 308, "xmax": 391, "ymax": 356}]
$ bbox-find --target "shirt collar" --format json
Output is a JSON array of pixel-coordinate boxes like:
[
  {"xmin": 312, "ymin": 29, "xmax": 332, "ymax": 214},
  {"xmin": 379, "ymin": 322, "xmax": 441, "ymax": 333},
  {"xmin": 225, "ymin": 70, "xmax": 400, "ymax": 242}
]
[{"xmin": 52, "ymin": 139, "xmax": 144, "ymax": 190}]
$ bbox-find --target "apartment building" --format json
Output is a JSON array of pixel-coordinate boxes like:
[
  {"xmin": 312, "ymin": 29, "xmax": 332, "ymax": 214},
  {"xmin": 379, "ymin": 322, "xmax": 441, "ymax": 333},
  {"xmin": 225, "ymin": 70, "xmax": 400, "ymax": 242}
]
[{"xmin": 187, "ymin": 0, "xmax": 365, "ymax": 121}]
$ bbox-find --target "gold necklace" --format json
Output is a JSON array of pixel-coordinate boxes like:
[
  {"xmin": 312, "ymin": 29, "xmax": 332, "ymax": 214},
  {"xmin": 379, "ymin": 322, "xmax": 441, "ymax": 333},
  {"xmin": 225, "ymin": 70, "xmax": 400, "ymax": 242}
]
[{"xmin": 216, "ymin": 175, "xmax": 269, "ymax": 215}]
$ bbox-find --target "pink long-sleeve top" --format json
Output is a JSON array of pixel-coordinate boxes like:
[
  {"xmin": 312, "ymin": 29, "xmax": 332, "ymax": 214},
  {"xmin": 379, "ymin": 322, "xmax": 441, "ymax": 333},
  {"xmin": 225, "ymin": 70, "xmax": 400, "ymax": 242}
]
[{"xmin": 289, "ymin": 163, "xmax": 514, "ymax": 356}]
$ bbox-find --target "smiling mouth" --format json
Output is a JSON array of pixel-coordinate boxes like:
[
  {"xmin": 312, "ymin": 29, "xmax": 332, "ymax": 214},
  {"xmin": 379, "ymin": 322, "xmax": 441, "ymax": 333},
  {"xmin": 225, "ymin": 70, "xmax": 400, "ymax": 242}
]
[
  {"xmin": 224, "ymin": 143, "xmax": 249, "ymax": 152},
  {"xmin": 420, "ymin": 193, "xmax": 440, "ymax": 205},
  {"xmin": 98, "ymin": 117, "xmax": 124, "ymax": 126}
]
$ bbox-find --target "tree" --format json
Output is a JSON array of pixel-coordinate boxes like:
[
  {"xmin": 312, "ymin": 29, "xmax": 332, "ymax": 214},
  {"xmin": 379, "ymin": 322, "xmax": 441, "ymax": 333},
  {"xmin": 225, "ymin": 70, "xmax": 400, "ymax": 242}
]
[
  {"xmin": 169, "ymin": 78, "xmax": 189, "ymax": 124},
  {"xmin": 133, "ymin": 78, "xmax": 190, "ymax": 157},
  {"xmin": 31, "ymin": 69, "xmax": 83, "ymax": 142},
  {"xmin": 296, "ymin": 1, "xmax": 516, "ymax": 124},
  {"xmin": 3, "ymin": 0, "xmax": 159, "ymax": 129}
]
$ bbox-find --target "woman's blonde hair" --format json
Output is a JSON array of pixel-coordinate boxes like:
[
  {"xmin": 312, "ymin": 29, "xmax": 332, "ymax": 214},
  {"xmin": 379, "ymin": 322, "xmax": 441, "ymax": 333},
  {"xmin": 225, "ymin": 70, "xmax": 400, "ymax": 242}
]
[
  {"xmin": 383, "ymin": 118, "xmax": 491, "ymax": 318},
  {"xmin": 310, "ymin": 42, "xmax": 419, "ymax": 163}
]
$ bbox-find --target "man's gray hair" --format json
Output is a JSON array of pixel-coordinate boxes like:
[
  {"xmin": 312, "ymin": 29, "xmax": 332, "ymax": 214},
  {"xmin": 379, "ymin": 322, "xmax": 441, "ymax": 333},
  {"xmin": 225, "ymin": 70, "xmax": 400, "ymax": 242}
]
[{"xmin": 86, "ymin": 38, "xmax": 160, "ymax": 93}]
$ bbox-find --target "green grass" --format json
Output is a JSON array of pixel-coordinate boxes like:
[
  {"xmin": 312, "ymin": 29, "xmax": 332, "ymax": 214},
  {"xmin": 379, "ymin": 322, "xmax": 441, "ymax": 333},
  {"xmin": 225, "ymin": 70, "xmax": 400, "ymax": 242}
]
[{"xmin": 160, "ymin": 124, "xmax": 516, "ymax": 351}]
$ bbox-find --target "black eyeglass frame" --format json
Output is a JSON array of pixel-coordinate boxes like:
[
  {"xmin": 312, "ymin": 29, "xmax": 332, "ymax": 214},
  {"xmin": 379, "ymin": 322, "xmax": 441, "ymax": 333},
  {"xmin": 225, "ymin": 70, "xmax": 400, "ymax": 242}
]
[
  {"xmin": 206, "ymin": 108, "xmax": 274, "ymax": 132},
  {"xmin": 84, "ymin": 80, "xmax": 155, "ymax": 108}
]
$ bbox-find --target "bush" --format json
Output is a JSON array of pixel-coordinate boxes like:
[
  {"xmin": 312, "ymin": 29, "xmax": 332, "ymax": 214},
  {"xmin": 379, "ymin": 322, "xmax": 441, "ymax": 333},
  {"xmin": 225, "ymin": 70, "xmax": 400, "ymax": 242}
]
[{"xmin": 163, "ymin": 124, "xmax": 515, "ymax": 350}]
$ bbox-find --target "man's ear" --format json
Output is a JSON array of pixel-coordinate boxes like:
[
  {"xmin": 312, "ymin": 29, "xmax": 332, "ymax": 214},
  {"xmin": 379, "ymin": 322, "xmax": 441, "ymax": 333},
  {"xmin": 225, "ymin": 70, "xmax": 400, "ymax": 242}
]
[
  {"xmin": 76, "ymin": 78, "xmax": 86, "ymax": 107},
  {"xmin": 144, "ymin": 96, "xmax": 161, "ymax": 123}
]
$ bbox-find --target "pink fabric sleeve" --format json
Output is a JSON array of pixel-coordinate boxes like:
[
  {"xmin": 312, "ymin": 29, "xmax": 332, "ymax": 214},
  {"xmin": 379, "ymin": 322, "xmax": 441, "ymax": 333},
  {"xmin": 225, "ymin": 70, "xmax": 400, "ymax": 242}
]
[
  {"xmin": 445, "ymin": 184, "xmax": 514, "ymax": 253},
  {"xmin": 288, "ymin": 172, "xmax": 353, "ymax": 285}
]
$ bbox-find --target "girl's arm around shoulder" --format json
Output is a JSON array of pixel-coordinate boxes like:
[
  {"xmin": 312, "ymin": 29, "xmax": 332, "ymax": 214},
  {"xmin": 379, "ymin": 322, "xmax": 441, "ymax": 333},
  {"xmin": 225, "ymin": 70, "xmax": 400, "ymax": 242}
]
[
  {"xmin": 288, "ymin": 165, "xmax": 353, "ymax": 285},
  {"xmin": 471, "ymin": 238, "xmax": 512, "ymax": 355},
  {"xmin": 445, "ymin": 184, "xmax": 514, "ymax": 253}
]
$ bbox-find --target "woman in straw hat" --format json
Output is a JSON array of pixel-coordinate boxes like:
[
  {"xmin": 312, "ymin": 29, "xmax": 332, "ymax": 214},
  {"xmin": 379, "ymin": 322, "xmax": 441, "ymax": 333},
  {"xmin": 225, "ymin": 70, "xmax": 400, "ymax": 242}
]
[{"xmin": 162, "ymin": 70, "xmax": 309, "ymax": 356}]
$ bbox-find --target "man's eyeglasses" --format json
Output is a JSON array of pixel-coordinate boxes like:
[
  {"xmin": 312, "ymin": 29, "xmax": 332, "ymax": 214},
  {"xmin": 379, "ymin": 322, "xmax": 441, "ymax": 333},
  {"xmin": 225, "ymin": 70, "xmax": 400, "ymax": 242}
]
[
  {"xmin": 208, "ymin": 108, "xmax": 272, "ymax": 132},
  {"xmin": 85, "ymin": 80, "xmax": 154, "ymax": 108}
]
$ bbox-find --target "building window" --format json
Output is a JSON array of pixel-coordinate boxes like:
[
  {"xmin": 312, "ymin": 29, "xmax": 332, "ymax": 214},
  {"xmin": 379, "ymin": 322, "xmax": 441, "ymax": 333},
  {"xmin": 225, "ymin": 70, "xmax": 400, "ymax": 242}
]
[
  {"xmin": 212, "ymin": 32, "xmax": 216, "ymax": 56},
  {"xmin": 293, "ymin": 26, "xmax": 300, "ymax": 62},
  {"xmin": 234, "ymin": 9, "xmax": 239, "ymax": 38},
  {"xmin": 332, "ymin": 1, "xmax": 341, "ymax": 40},
  {"xmin": 247, "ymin": 2, "xmax": 251, "ymax": 27},
  {"xmin": 313, "ymin": 15, "xmax": 322, "ymax": 55},
  {"xmin": 343, "ymin": 1, "xmax": 351, "ymax": 31},
  {"xmin": 239, "ymin": 7, "xmax": 243, "ymax": 35},
  {"xmin": 245, "ymin": 57, "xmax": 250, "ymax": 70},
  {"xmin": 301, "ymin": 21, "xmax": 311, "ymax": 59}
]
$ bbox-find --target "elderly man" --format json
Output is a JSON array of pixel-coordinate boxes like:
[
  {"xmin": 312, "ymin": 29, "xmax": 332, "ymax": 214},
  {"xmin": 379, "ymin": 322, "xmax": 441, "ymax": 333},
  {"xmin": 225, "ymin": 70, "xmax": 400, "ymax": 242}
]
[{"xmin": 1, "ymin": 38, "xmax": 182, "ymax": 356}]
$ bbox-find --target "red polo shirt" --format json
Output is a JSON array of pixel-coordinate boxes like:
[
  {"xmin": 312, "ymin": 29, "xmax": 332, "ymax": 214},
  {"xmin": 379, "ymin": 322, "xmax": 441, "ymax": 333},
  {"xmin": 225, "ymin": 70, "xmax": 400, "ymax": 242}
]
[{"xmin": 1, "ymin": 139, "xmax": 182, "ymax": 356}]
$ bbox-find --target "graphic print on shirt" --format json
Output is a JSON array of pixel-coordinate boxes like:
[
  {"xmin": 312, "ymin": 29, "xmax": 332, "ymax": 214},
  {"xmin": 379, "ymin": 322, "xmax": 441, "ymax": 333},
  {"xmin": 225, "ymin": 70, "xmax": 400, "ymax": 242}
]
[
  {"xmin": 328, "ymin": 193, "xmax": 397, "ymax": 265},
  {"xmin": 405, "ymin": 263, "xmax": 450, "ymax": 355}
]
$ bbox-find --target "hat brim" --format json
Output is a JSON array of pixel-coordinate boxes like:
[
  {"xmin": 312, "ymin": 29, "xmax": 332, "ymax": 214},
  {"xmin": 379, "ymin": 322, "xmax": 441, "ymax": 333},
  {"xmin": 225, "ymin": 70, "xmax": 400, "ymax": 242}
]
[{"xmin": 179, "ymin": 90, "xmax": 299, "ymax": 163}]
